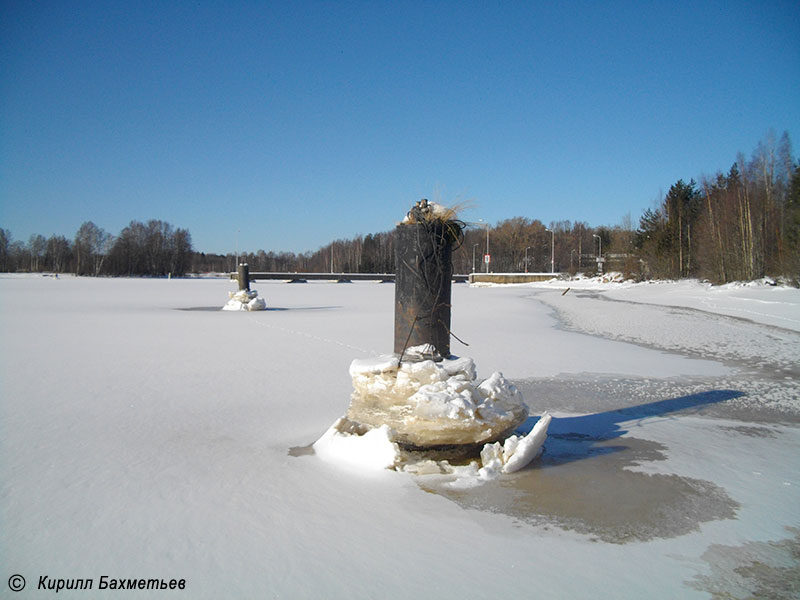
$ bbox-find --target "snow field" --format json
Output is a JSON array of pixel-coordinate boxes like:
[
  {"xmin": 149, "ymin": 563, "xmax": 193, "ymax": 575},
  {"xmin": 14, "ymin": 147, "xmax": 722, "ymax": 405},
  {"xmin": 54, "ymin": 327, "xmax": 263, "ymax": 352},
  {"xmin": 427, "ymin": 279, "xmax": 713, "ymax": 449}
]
[{"xmin": 1, "ymin": 275, "xmax": 798, "ymax": 599}]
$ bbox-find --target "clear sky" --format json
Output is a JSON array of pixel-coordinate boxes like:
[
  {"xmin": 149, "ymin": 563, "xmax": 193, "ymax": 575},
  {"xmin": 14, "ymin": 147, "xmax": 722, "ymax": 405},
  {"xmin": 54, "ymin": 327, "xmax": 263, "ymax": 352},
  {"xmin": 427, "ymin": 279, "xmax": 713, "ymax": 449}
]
[{"xmin": 2, "ymin": 1, "xmax": 799, "ymax": 255}]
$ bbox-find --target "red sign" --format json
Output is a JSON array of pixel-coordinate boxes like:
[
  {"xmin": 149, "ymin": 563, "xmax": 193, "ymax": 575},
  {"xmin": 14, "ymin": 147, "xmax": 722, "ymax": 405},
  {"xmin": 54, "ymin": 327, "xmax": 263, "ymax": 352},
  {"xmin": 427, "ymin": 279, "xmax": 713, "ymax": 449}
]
[{"xmin": 484, "ymin": 254, "xmax": 491, "ymax": 264}]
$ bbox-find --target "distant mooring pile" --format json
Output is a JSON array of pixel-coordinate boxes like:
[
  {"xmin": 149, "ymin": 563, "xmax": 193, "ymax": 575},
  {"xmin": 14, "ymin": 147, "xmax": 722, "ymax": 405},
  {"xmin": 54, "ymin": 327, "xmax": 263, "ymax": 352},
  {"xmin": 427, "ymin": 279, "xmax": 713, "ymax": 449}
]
[
  {"xmin": 222, "ymin": 264, "xmax": 266, "ymax": 311},
  {"xmin": 314, "ymin": 200, "xmax": 550, "ymax": 482}
]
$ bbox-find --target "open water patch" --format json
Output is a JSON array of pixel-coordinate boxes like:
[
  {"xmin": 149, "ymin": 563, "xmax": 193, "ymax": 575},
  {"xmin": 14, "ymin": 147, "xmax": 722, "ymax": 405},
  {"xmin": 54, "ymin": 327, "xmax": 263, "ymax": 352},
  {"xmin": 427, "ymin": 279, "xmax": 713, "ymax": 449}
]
[
  {"xmin": 418, "ymin": 385, "xmax": 752, "ymax": 542},
  {"xmin": 687, "ymin": 527, "xmax": 800, "ymax": 599},
  {"xmin": 288, "ymin": 444, "xmax": 315, "ymax": 457},
  {"xmin": 421, "ymin": 406, "xmax": 740, "ymax": 543}
]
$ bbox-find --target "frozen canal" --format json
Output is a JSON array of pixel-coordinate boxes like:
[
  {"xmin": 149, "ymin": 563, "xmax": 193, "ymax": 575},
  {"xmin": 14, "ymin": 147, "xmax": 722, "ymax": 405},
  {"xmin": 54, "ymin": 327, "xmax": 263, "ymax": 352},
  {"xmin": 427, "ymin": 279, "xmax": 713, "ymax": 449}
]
[{"xmin": 1, "ymin": 275, "xmax": 798, "ymax": 598}]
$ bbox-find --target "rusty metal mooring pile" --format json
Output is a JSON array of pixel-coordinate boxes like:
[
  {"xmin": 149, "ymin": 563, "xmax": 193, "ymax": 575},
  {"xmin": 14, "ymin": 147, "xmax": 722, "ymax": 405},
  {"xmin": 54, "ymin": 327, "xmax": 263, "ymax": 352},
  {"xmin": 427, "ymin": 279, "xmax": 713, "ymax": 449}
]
[
  {"xmin": 222, "ymin": 263, "xmax": 267, "ymax": 311},
  {"xmin": 394, "ymin": 199, "xmax": 465, "ymax": 361}
]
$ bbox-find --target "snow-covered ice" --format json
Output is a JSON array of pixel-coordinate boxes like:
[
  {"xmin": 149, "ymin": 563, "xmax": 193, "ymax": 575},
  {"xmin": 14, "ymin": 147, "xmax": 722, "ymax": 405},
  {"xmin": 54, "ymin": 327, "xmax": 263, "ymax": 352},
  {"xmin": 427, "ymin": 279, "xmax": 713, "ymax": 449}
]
[{"xmin": 1, "ymin": 274, "xmax": 798, "ymax": 598}]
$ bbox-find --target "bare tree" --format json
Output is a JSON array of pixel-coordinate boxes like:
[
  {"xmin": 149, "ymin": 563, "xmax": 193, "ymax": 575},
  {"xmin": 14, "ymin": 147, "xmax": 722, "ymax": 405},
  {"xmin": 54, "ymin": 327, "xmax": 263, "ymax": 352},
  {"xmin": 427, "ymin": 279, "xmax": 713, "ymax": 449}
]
[
  {"xmin": 28, "ymin": 234, "xmax": 46, "ymax": 272},
  {"xmin": 45, "ymin": 235, "xmax": 72, "ymax": 273},
  {"xmin": 74, "ymin": 221, "xmax": 112, "ymax": 276},
  {"xmin": 0, "ymin": 228, "xmax": 12, "ymax": 272}
]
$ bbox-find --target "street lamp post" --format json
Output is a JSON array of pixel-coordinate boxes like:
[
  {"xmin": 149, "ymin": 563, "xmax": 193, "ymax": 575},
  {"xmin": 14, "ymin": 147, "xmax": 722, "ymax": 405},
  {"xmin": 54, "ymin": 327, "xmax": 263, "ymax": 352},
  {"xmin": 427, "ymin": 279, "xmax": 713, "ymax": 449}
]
[
  {"xmin": 476, "ymin": 220, "xmax": 490, "ymax": 273},
  {"xmin": 593, "ymin": 234, "xmax": 602, "ymax": 274},
  {"xmin": 471, "ymin": 219, "xmax": 491, "ymax": 273},
  {"xmin": 472, "ymin": 243, "xmax": 479, "ymax": 273},
  {"xmin": 524, "ymin": 246, "xmax": 532, "ymax": 273},
  {"xmin": 485, "ymin": 224, "xmax": 490, "ymax": 273},
  {"xmin": 545, "ymin": 228, "xmax": 555, "ymax": 273}
]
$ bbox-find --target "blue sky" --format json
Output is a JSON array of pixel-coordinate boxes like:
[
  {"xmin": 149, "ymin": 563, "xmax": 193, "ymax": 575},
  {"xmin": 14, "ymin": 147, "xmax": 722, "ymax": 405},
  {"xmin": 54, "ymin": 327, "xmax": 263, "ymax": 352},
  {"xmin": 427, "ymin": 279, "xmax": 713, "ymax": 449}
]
[{"xmin": 2, "ymin": 1, "xmax": 799, "ymax": 255}]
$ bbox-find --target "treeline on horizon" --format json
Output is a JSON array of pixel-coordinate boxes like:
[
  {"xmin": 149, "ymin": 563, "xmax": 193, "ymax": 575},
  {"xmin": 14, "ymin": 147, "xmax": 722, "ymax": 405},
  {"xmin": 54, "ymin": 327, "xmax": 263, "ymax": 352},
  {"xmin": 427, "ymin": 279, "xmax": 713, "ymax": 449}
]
[
  {"xmin": 2, "ymin": 132, "xmax": 799, "ymax": 283},
  {"xmin": 0, "ymin": 220, "xmax": 193, "ymax": 277}
]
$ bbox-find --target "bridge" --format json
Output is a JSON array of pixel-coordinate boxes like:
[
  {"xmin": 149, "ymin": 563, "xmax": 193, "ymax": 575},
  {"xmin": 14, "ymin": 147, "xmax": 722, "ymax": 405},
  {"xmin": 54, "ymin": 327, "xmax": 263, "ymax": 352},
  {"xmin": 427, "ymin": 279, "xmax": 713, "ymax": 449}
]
[
  {"xmin": 228, "ymin": 271, "xmax": 560, "ymax": 285},
  {"xmin": 228, "ymin": 272, "xmax": 470, "ymax": 283}
]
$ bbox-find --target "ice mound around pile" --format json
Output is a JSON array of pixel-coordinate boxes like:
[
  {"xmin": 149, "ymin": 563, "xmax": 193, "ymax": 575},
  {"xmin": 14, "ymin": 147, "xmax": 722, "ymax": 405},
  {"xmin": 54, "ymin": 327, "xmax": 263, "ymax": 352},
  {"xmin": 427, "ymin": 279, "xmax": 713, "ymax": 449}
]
[
  {"xmin": 222, "ymin": 288, "xmax": 266, "ymax": 311},
  {"xmin": 314, "ymin": 345, "xmax": 551, "ymax": 483},
  {"xmin": 346, "ymin": 347, "xmax": 528, "ymax": 446}
]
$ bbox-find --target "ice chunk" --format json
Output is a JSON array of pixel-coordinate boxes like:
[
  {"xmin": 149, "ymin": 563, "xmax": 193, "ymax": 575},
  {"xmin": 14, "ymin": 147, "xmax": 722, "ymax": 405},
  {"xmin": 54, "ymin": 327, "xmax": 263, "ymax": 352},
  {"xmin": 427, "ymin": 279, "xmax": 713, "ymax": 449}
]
[
  {"xmin": 312, "ymin": 417, "xmax": 400, "ymax": 471},
  {"xmin": 401, "ymin": 460, "xmax": 448, "ymax": 475},
  {"xmin": 349, "ymin": 355, "xmax": 400, "ymax": 376},
  {"xmin": 478, "ymin": 443, "xmax": 505, "ymax": 478},
  {"xmin": 247, "ymin": 296, "xmax": 266, "ymax": 311},
  {"xmin": 445, "ymin": 462, "xmax": 486, "ymax": 489},
  {"xmin": 441, "ymin": 355, "xmax": 477, "ymax": 380},
  {"xmin": 444, "ymin": 413, "xmax": 551, "ymax": 485},
  {"xmin": 500, "ymin": 412, "xmax": 551, "ymax": 473}
]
